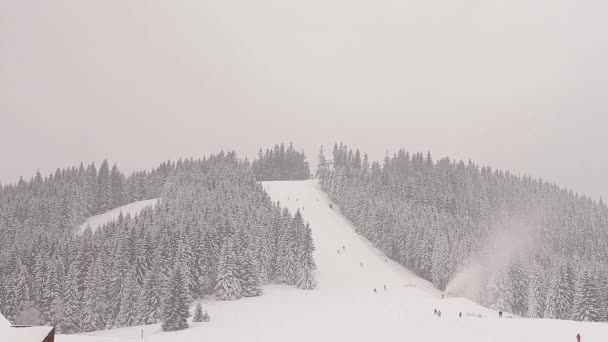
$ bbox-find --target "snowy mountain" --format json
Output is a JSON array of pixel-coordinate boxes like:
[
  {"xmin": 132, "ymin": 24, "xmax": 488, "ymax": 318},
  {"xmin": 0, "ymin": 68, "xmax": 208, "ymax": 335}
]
[{"xmin": 58, "ymin": 180, "xmax": 608, "ymax": 342}]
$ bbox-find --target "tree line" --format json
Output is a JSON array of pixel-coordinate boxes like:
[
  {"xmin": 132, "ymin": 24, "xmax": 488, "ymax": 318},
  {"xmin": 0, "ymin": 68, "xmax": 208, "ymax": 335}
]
[
  {"xmin": 0, "ymin": 152, "xmax": 316, "ymax": 333},
  {"xmin": 319, "ymin": 143, "xmax": 608, "ymax": 322},
  {"xmin": 252, "ymin": 143, "xmax": 310, "ymax": 181}
]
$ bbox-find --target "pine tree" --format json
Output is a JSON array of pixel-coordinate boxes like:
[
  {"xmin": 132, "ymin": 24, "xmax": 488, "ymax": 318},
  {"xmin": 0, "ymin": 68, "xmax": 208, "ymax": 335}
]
[
  {"xmin": 136, "ymin": 264, "xmax": 162, "ymax": 325},
  {"xmin": 296, "ymin": 223, "xmax": 317, "ymax": 290},
  {"xmin": 509, "ymin": 257, "xmax": 529, "ymax": 316},
  {"xmin": 490, "ymin": 264, "xmax": 514, "ymax": 314},
  {"xmin": 117, "ymin": 268, "xmax": 139, "ymax": 327},
  {"xmin": 193, "ymin": 302, "xmax": 204, "ymax": 323},
  {"xmin": 160, "ymin": 264, "xmax": 191, "ymax": 332},
  {"xmin": 97, "ymin": 160, "xmax": 113, "ymax": 213},
  {"xmin": 111, "ymin": 164, "xmax": 126, "ymax": 207},
  {"xmin": 214, "ymin": 238, "xmax": 242, "ymax": 301},
  {"xmin": 526, "ymin": 265, "xmax": 546, "ymax": 318},
  {"xmin": 81, "ymin": 257, "xmax": 107, "ymax": 332},
  {"xmin": 236, "ymin": 231, "xmax": 262, "ymax": 297},
  {"xmin": 62, "ymin": 262, "xmax": 82, "ymax": 333},
  {"xmin": 572, "ymin": 268, "xmax": 603, "ymax": 322},
  {"xmin": 544, "ymin": 262, "xmax": 574, "ymax": 319}
]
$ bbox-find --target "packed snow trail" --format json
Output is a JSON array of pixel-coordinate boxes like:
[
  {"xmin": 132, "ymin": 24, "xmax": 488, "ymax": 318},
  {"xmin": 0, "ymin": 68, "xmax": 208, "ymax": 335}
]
[
  {"xmin": 62, "ymin": 180, "xmax": 608, "ymax": 342},
  {"xmin": 78, "ymin": 198, "xmax": 158, "ymax": 233}
]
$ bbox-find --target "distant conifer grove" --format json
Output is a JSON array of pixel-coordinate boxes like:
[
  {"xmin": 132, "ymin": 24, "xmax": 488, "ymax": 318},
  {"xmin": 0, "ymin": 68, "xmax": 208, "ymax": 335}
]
[{"xmin": 252, "ymin": 143, "xmax": 310, "ymax": 181}]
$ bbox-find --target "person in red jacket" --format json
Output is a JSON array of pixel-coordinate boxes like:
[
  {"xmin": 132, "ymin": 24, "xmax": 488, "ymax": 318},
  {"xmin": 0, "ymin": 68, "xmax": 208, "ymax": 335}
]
[{"xmin": 576, "ymin": 333, "xmax": 581, "ymax": 342}]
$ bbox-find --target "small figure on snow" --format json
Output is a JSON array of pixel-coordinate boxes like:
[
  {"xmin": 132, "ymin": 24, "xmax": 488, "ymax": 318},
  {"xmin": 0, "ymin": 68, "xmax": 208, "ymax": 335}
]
[
  {"xmin": 459, "ymin": 312, "xmax": 462, "ymax": 318},
  {"xmin": 498, "ymin": 311, "xmax": 503, "ymax": 318},
  {"xmin": 360, "ymin": 261, "xmax": 363, "ymax": 267},
  {"xmin": 438, "ymin": 310, "xmax": 442, "ymax": 318},
  {"xmin": 373, "ymin": 288, "xmax": 377, "ymax": 294},
  {"xmin": 384, "ymin": 285, "xmax": 387, "ymax": 291},
  {"xmin": 337, "ymin": 250, "xmax": 341, "ymax": 255},
  {"xmin": 434, "ymin": 309, "xmax": 437, "ymax": 316},
  {"xmin": 342, "ymin": 245, "xmax": 345, "ymax": 251},
  {"xmin": 576, "ymin": 333, "xmax": 581, "ymax": 342}
]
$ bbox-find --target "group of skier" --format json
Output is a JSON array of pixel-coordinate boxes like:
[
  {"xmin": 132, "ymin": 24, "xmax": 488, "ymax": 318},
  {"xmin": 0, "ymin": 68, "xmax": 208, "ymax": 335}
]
[
  {"xmin": 336, "ymin": 244, "xmax": 391, "ymax": 295},
  {"xmin": 372, "ymin": 285, "xmax": 388, "ymax": 294}
]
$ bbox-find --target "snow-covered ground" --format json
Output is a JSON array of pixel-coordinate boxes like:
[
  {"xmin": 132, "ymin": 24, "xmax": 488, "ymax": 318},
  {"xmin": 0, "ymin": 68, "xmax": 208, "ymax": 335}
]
[
  {"xmin": 79, "ymin": 199, "xmax": 159, "ymax": 233},
  {"xmin": 61, "ymin": 180, "xmax": 608, "ymax": 342}
]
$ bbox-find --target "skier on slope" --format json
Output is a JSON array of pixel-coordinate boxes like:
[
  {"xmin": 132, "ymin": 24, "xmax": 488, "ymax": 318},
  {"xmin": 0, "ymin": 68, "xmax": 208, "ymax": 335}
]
[
  {"xmin": 384, "ymin": 285, "xmax": 387, "ymax": 291},
  {"xmin": 373, "ymin": 288, "xmax": 377, "ymax": 294},
  {"xmin": 498, "ymin": 311, "xmax": 503, "ymax": 318},
  {"xmin": 360, "ymin": 261, "xmax": 363, "ymax": 267},
  {"xmin": 576, "ymin": 333, "xmax": 581, "ymax": 342}
]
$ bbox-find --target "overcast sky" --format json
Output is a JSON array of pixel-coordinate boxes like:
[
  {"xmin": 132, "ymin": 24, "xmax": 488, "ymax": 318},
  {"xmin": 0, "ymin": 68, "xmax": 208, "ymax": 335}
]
[{"xmin": 0, "ymin": 0, "xmax": 606, "ymax": 199}]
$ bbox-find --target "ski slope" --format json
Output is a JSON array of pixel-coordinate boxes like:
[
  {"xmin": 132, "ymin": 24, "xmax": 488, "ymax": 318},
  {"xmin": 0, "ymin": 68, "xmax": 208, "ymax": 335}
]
[
  {"xmin": 61, "ymin": 180, "xmax": 608, "ymax": 342},
  {"xmin": 78, "ymin": 199, "xmax": 159, "ymax": 233}
]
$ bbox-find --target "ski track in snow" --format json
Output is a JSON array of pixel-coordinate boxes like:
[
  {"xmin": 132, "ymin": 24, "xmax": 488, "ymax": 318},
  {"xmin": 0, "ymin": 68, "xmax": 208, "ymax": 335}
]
[
  {"xmin": 60, "ymin": 180, "xmax": 608, "ymax": 342},
  {"xmin": 78, "ymin": 199, "xmax": 159, "ymax": 234}
]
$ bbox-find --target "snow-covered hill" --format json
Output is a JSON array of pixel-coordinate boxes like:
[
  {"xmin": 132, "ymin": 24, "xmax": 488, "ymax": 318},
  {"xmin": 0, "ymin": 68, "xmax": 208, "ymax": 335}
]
[
  {"xmin": 61, "ymin": 180, "xmax": 608, "ymax": 342},
  {"xmin": 79, "ymin": 199, "xmax": 159, "ymax": 234}
]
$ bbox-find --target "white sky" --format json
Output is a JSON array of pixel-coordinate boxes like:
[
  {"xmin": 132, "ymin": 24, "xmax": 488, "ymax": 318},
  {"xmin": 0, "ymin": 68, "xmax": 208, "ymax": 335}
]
[{"xmin": 0, "ymin": 0, "xmax": 606, "ymax": 199}]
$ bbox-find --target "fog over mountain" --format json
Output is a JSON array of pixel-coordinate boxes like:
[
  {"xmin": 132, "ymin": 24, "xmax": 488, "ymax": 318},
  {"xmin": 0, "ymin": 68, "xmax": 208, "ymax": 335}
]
[{"xmin": 1, "ymin": 0, "xmax": 606, "ymax": 199}]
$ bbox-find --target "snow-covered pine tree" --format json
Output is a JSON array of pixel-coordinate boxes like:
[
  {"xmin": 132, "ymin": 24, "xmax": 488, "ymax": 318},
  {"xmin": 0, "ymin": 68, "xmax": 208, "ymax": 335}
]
[
  {"xmin": 62, "ymin": 262, "xmax": 82, "ymax": 333},
  {"xmin": 160, "ymin": 264, "xmax": 191, "ymax": 332},
  {"xmin": 509, "ymin": 257, "xmax": 529, "ymax": 316},
  {"xmin": 214, "ymin": 237, "xmax": 242, "ymax": 301},
  {"xmin": 526, "ymin": 263, "xmax": 547, "ymax": 318},
  {"xmin": 97, "ymin": 160, "xmax": 113, "ymax": 213},
  {"xmin": 81, "ymin": 257, "xmax": 107, "ymax": 332},
  {"xmin": 572, "ymin": 267, "xmax": 603, "ymax": 321},
  {"xmin": 490, "ymin": 263, "xmax": 514, "ymax": 314},
  {"xmin": 193, "ymin": 302, "xmax": 204, "ymax": 323},
  {"xmin": 274, "ymin": 208, "xmax": 294, "ymax": 284},
  {"xmin": 285, "ymin": 210, "xmax": 304, "ymax": 284},
  {"xmin": 117, "ymin": 268, "xmax": 139, "ymax": 327},
  {"xmin": 257, "ymin": 238, "xmax": 273, "ymax": 285},
  {"xmin": 544, "ymin": 261, "xmax": 574, "ymax": 319},
  {"xmin": 110, "ymin": 164, "xmax": 126, "ymax": 207},
  {"xmin": 238, "ymin": 241, "xmax": 263, "ymax": 297},
  {"xmin": 296, "ymin": 223, "xmax": 317, "ymax": 290},
  {"xmin": 136, "ymin": 263, "xmax": 163, "ymax": 325},
  {"xmin": 431, "ymin": 231, "xmax": 452, "ymax": 291}
]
